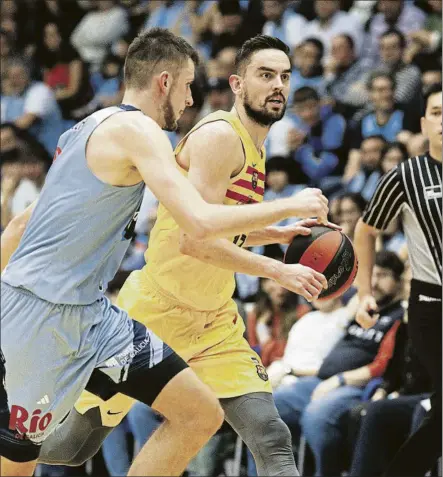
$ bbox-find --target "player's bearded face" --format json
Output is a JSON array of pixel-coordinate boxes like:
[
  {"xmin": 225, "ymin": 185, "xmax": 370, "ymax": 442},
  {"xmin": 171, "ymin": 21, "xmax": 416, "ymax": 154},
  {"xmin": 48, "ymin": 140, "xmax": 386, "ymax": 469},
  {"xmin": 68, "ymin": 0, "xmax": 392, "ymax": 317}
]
[
  {"xmin": 162, "ymin": 89, "xmax": 178, "ymax": 132},
  {"xmin": 242, "ymin": 86, "xmax": 287, "ymax": 127}
]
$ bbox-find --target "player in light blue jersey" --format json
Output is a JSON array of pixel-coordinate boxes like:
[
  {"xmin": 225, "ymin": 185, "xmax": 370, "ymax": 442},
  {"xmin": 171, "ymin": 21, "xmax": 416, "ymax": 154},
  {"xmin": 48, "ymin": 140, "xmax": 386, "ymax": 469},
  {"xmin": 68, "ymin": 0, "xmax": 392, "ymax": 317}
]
[{"xmin": 0, "ymin": 28, "xmax": 330, "ymax": 477}]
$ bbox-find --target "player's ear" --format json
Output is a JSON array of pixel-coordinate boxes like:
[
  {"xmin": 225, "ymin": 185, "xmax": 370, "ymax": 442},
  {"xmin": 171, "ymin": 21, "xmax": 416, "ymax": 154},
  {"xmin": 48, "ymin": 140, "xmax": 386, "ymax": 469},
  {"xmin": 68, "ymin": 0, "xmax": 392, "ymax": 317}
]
[
  {"xmin": 158, "ymin": 71, "xmax": 172, "ymax": 95},
  {"xmin": 229, "ymin": 74, "xmax": 242, "ymax": 95}
]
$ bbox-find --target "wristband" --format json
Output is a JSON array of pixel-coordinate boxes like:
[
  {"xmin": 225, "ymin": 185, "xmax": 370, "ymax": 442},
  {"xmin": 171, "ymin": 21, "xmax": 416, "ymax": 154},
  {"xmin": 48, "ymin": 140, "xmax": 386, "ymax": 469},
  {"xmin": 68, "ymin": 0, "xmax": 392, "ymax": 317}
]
[{"xmin": 337, "ymin": 373, "xmax": 346, "ymax": 386}]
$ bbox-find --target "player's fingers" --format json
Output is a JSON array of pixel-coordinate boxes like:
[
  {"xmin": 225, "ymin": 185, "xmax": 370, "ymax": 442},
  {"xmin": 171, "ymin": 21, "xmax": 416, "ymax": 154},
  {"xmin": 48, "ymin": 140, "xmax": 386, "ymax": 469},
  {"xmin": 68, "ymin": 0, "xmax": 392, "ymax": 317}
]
[
  {"xmin": 305, "ymin": 282, "xmax": 321, "ymax": 298},
  {"xmin": 312, "ymin": 270, "xmax": 328, "ymax": 289},
  {"xmin": 296, "ymin": 227, "xmax": 312, "ymax": 235},
  {"xmin": 297, "ymin": 286, "xmax": 314, "ymax": 302}
]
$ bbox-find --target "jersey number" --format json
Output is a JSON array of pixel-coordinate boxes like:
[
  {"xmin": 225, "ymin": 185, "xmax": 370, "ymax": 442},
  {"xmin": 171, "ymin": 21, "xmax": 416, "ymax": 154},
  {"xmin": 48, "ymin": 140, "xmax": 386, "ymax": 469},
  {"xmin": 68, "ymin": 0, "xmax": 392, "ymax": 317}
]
[{"xmin": 233, "ymin": 234, "xmax": 247, "ymax": 248}]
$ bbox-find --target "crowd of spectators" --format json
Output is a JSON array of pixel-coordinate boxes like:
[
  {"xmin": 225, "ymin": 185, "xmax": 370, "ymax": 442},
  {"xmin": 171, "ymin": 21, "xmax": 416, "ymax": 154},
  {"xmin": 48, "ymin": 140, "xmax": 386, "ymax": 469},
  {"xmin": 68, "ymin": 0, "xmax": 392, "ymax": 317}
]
[{"xmin": 1, "ymin": 0, "xmax": 441, "ymax": 476}]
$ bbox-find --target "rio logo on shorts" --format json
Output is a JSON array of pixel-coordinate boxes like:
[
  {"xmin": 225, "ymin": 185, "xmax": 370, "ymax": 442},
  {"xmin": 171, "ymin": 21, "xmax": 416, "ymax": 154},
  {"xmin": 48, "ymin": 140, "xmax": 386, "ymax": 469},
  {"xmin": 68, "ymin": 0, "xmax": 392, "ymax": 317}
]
[{"xmin": 9, "ymin": 405, "xmax": 52, "ymax": 435}]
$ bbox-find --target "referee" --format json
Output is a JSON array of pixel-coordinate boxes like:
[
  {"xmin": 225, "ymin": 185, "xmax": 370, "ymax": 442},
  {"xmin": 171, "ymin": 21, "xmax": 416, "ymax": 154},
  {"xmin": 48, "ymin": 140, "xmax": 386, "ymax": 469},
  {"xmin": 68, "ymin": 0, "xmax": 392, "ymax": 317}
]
[{"xmin": 354, "ymin": 82, "xmax": 442, "ymax": 477}]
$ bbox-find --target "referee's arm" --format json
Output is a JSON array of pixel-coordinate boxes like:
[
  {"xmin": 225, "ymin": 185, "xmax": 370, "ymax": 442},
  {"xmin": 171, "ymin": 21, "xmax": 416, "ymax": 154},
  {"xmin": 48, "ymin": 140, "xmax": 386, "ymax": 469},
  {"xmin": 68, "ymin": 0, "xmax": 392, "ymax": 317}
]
[{"xmin": 354, "ymin": 167, "xmax": 405, "ymax": 328}]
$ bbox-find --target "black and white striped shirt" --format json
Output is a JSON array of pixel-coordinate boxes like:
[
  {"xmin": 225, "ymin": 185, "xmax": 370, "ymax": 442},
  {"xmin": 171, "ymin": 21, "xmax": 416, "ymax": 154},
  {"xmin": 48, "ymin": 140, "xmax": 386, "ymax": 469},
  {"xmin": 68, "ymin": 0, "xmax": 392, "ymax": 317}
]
[{"xmin": 363, "ymin": 153, "xmax": 442, "ymax": 286}]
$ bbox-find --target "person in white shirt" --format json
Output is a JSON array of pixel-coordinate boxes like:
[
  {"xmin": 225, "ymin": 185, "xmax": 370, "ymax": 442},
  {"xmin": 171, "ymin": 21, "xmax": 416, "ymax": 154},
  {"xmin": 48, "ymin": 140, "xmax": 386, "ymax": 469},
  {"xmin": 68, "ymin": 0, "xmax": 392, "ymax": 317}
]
[
  {"xmin": 302, "ymin": 0, "xmax": 363, "ymax": 62},
  {"xmin": 262, "ymin": 0, "xmax": 306, "ymax": 52},
  {"xmin": 71, "ymin": 0, "xmax": 129, "ymax": 71},
  {"xmin": 267, "ymin": 295, "xmax": 358, "ymax": 389}
]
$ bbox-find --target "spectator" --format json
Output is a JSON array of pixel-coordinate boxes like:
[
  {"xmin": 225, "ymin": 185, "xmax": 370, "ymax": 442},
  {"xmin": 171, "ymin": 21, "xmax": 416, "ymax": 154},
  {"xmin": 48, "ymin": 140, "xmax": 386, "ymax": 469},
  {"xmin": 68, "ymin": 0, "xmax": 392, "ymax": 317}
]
[
  {"xmin": 404, "ymin": 0, "xmax": 442, "ymax": 70},
  {"xmin": 379, "ymin": 141, "xmax": 408, "ymax": 174},
  {"xmin": 1, "ymin": 126, "xmax": 49, "ymax": 230},
  {"xmin": 336, "ymin": 192, "xmax": 367, "ymax": 242},
  {"xmin": 362, "ymin": 29, "xmax": 422, "ymax": 109},
  {"xmin": 0, "ymin": 29, "xmax": 15, "ymax": 81},
  {"xmin": 261, "ymin": 0, "xmax": 306, "ymax": 52},
  {"xmin": 349, "ymin": 334, "xmax": 432, "ymax": 477},
  {"xmin": 346, "ymin": 136, "xmax": 386, "ymax": 202},
  {"xmin": 247, "ymin": 278, "xmax": 300, "ymax": 367},
  {"xmin": 290, "ymin": 38, "xmax": 326, "ymax": 103},
  {"xmin": 266, "ymin": 296, "xmax": 356, "ymax": 390},
  {"xmin": 211, "ymin": 0, "xmax": 249, "ymax": 59},
  {"xmin": 363, "ymin": 0, "xmax": 427, "ymax": 66},
  {"xmin": 70, "ymin": 0, "xmax": 129, "ymax": 71},
  {"xmin": 324, "ymin": 34, "xmax": 372, "ymax": 118},
  {"xmin": 422, "ymin": 69, "xmax": 442, "ymax": 91},
  {"xmin": 37, "ymin": 22, "xmax": 92, "ymax": 126},
  {"xmin": 302, "ymin": 0, "xmax": 363, "ymax": 61},
  {"xmin": 198, "ymin": 77, "xmax": 233, "ymax": 119},
  {"xmin": 274, "ymin": 251, "xmax": 406, "ymax": 476},
  {"xmin": 268, "ymin": 87, "xmax": 348, "ymax": 190},
  {"xmin": 1, "ymin": 56, "xmax": 64, "ymax": 155},
  {"xmin": 346, "ymin": 72, "xmax": 420, "ymax": 180},
  {"xmin": 72, "ymin": 53, "xmax": 124, "ymax": 120}
]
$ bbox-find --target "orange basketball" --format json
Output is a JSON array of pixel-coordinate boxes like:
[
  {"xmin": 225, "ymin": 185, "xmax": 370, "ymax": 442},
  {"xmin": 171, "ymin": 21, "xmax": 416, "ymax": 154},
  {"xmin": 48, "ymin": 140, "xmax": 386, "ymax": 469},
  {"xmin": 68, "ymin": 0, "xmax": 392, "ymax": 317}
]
[{"xmin": 284, "ymin": 225, "xmax": 358, "ymax": 300}]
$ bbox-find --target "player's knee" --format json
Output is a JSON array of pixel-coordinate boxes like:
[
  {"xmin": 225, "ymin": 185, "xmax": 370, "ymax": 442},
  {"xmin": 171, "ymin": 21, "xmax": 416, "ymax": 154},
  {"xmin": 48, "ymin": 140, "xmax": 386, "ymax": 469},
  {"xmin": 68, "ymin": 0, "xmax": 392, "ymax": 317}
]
[
  {"xmin": 254, "ymin": 416, "xmax": 292, "ymax": 453},
  {"xmin": 188, "ymin": 395, "xmax": 224, "ymax": 438}
]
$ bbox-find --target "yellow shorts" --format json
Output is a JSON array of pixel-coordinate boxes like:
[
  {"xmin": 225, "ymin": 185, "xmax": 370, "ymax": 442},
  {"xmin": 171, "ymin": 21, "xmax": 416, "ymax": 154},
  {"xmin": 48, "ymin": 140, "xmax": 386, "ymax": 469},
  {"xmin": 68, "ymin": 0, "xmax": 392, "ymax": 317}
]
[{"xmin": 75, "ymin": 270, "xmax": 271, "ymax": 427}]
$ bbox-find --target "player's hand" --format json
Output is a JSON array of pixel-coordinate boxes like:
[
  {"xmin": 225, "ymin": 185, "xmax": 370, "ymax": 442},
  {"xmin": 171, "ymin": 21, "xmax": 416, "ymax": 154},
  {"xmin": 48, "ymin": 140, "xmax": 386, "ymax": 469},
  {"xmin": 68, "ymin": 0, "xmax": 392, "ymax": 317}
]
[
  {"xmin": 275, "ymin": 219, "xmax": 342, "ymax": 244},
  {"xmin": 356, "ymin": 295, "xmax": 379, "ymax": 329},
  {"xmin": 274, "ymin": 263, "xmax": 328, "ymax": 302},
  {"xmin": 289, "ymin": 188, "xmax": 329, "ymax": 225}
]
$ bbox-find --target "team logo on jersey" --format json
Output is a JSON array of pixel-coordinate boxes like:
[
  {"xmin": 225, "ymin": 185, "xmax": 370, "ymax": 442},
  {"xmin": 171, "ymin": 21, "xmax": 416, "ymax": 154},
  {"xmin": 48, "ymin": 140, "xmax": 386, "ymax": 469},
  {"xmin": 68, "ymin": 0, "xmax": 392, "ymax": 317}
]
[
  {"xmin": 9, "ymin": 405, "xmax": 53, "ymax": 439},
  {"xmin": 425, "ymin": 185, "xmax": 442, "ymax": 200},
  {"xmin": 252, "ymin": 171, "xmax": 259, "ymax": 190},
  {"xmin": 251, "ymin": 357, "xmax": 269, "ymax": 381}
]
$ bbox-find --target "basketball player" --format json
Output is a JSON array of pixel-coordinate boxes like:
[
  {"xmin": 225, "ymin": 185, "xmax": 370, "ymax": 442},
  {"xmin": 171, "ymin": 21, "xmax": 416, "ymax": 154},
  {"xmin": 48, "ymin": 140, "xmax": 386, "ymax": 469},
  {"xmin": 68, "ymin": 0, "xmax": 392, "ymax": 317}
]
[
  {"xmin": 354, "ymin": 83, "xmax": 442, "ymax": 476},
  {"xmin": 0, "ymin": 30, "xmax": 330, "ymax": 477},
  {"xmin": 33, "ymin": 36, "xmax": 335, "ymax": 477}
]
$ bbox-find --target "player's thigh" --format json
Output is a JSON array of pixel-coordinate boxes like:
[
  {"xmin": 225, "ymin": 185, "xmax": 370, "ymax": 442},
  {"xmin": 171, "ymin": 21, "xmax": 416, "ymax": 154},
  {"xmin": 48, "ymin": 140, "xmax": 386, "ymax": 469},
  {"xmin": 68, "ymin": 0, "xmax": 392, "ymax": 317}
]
[
  {"xmin": 0, "ymin": 285, "xmax": 100, "ymax": 462},
  {"xmin": 189, "ymin": 303, "xmax": 272, "ymax": 398}
]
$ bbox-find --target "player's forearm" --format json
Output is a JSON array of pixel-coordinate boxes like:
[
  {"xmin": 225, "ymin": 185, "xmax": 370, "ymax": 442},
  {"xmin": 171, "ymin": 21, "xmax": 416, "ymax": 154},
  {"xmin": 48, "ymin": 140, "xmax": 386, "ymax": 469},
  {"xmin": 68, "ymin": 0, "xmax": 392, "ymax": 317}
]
[
  {"xmin": 354, "ymin": 219, "xmax": 377, "ymax": 299},
  {"xmin": 243, "ymin": 226, "xmax": 282, "ymax": 247},
  {"xmin": 198, "ymin": 197, "xmax": 301, "ymax": 240},
  {"xmin": 1, "ymin": 201, "xmax": 36, "ymax": 273},
  {"xmin": 180, "ymin": 234, "xmax": 284, "ymax": 280}
]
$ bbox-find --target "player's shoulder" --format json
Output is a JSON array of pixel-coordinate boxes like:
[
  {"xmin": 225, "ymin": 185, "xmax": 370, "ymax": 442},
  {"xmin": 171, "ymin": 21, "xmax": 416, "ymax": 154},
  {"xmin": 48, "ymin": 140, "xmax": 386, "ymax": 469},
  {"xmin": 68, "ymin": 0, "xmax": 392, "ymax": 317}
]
[{"xmin": 186, "ymin": 117, "xmax": 243, "ymax": 152}]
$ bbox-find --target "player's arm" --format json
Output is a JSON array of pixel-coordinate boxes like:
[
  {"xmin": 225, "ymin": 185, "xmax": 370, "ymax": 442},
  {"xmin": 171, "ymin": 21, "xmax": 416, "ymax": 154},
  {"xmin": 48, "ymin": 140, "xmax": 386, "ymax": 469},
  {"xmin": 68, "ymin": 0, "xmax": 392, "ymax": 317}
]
[
  {"xmin": 1, "ymin": 200, "xmax": 37, "ymax": 273},
  {"xmin": 120, "ymin": 116, "xmax": 329, "ymax": 241},
  {"xmin": 244, "ymin": 219, "xmax": 341, "ymax": 247},
  {"xmin": 354, "ymin": 167, "xmax": 405, "ymax": 328},
  {"xmin": 177, "ymin": 123, "xmax": 327, "ymax": 301}
]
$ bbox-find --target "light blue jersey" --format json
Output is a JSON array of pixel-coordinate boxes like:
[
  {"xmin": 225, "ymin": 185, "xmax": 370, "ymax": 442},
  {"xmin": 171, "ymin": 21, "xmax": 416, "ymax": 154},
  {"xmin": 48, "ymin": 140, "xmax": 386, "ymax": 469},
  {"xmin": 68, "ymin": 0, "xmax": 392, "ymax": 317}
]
[{"xmin": 2, "ymin": 105, "xmax": 145, "ymax": 305}]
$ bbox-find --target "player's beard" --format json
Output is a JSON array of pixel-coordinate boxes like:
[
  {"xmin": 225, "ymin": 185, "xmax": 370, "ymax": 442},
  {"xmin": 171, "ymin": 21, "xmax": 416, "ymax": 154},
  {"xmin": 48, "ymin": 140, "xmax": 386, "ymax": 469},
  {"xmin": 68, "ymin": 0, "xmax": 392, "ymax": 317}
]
[
  {"xmin": 162, "ymin": 90, "xmax": 178, "ymax": 132},
  {"xmin": 243, "ymin": 90, "xmax": 286, "ymax": 126}
]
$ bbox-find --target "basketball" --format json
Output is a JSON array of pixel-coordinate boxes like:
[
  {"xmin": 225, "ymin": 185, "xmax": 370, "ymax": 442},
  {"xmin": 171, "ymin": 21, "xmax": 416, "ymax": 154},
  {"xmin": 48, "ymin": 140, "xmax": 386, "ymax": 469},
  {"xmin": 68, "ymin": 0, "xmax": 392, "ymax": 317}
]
[{"xmin": 284, "ymin": 225, "xmax": 358, "ymax": 300}]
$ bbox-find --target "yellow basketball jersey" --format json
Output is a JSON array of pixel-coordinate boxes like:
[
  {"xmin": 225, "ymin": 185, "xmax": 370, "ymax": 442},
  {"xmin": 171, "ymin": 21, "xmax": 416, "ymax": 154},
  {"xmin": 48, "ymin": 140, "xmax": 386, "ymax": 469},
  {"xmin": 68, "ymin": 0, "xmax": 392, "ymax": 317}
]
[{"xmin": 143, "ymin": 110, "xmax": 266, "ymax": 311}]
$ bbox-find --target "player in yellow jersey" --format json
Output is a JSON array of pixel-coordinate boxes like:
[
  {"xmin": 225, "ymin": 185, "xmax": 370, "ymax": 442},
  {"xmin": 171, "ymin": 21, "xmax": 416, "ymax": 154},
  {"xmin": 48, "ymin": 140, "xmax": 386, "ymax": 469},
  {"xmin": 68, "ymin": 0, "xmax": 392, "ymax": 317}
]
[{"xmin": 36, "ymin": 36, "xmax": 333, "ymax": 476}]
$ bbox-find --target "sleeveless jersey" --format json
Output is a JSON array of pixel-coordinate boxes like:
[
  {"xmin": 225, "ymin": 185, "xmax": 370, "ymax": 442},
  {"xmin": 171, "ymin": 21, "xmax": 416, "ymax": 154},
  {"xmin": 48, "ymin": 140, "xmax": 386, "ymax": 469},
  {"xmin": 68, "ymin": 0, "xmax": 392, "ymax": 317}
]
[
  {"xmin": 144, "ymin": 110, "xmax": 266, "ymax": 311},
  {"xmin": 2, "ymin": 106, "xmax": 145, "ymax": 305}
]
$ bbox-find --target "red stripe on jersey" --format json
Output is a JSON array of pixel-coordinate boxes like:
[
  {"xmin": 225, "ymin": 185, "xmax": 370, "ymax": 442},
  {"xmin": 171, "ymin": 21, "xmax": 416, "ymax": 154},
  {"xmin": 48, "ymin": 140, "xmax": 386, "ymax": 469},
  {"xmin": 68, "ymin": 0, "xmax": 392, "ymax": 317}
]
[
  {"xmin": 233, "ymin": 179, "xmax": 264, "ymax": 196},
  {"xmin": 226, "ymin": 189, "xmax": 258, "ymax": 203},
  {"xmin": 246, "ymin": 166, "xmax": 265, "ymax": 181}
]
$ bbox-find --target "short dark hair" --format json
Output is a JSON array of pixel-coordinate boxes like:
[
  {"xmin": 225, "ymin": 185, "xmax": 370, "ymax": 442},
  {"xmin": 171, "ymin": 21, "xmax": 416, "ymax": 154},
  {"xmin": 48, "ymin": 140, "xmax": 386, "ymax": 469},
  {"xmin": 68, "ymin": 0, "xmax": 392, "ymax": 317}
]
[
  {"xmin": 367, "ymin": 71, "xmax": 396, "ymax": 91},
  {"xmin": 337, "ymin": 34, "xmax": 355, "ymax": 51},
  {"xmin": 380, "ymin": 28, "xmax": 406, "ymax": 49},
  {"xmin": 423, "ymin": 82, "xmax": 442, "ymax": 115},
  {"xmin": 293, "ymin": 86, "xmax": 320, "ymax": 104},
  {"xmin": 235, "ymin": 34, "xmax": 290, "ymax": 75},
  {"xmin": 124, "ymin": 28, "xmax": 199, "ymax": 90},
  {"xmin": 303, "ymin": 37, "xmax": 325, "ymax": 59},
  {"xmin": 339, "ymin": 192, "xmax": 367, "ymax": 214},
  {"xmin": 375, "ymin": 250, "xmax": 405, "ymax": 279},
  {"xmin": 219, "ymin": 0, "xmax": 242, "ymax": 16},
  {"xmin": 381, "ymin": 141, "xmax": 408, "ymax": 162}
]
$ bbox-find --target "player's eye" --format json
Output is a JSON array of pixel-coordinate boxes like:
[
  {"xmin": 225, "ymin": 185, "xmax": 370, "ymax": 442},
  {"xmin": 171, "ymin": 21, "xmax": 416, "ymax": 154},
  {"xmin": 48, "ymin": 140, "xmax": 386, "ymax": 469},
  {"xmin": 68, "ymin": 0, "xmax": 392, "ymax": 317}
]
[
  {"xmin": 281, "ymin": 74, "xmax": 290, "ymax": 82},
  {"xmin": 262, "ymin": 73, "xmax": 272, "ymax": 79}
]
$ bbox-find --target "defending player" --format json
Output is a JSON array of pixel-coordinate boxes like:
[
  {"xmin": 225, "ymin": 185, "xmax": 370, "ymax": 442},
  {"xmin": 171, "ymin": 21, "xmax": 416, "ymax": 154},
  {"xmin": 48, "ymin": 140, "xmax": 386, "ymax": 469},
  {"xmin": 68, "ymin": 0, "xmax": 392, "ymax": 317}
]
[
  {"xmin": 0, "ymin": 30, "xmax": 329, "ymax": 477},
  {"xmin": 36, "ymin": 36, "xmax": 333, "ymax": 476}
]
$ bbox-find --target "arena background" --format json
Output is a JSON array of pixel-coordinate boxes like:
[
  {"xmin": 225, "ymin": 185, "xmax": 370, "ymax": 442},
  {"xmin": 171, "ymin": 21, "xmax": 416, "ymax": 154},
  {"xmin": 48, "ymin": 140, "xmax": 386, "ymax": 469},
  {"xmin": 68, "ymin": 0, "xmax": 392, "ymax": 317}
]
[{"xmin": 1, "ymin": 0, "xmax": 441, "ymax": 476}]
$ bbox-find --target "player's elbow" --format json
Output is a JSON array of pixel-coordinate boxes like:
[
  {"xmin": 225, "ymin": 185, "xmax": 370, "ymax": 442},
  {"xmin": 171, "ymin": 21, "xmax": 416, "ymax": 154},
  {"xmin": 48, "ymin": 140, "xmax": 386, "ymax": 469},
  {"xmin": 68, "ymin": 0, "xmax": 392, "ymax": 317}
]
[{"xmin": 179, "ymin": 231, "xmax": 198, "ymax": 256}]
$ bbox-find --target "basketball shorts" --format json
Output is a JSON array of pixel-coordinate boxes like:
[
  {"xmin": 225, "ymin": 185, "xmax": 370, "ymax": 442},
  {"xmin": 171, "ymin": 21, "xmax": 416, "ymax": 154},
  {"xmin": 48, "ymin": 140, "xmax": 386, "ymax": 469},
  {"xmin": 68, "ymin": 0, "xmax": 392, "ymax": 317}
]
[
  {"xmin": 0, "ymin": 281, "xmax": 187, "ymax": 460},
  {"xmin": 74, "ymin": 270, "xmax": 272, "ymax": 427}
]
